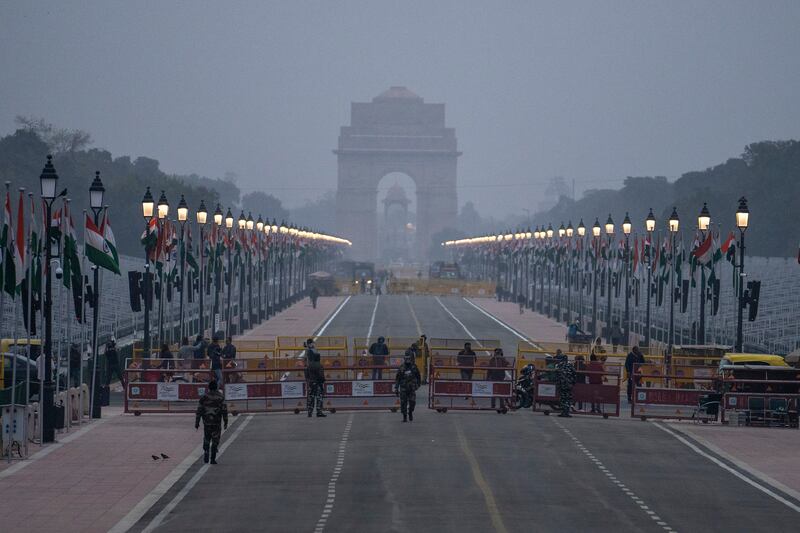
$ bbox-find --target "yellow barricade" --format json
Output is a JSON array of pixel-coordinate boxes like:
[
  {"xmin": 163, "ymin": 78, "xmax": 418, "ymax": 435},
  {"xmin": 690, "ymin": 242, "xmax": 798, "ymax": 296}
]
[{"xmin": 387, "ymin": 279, "xmax": 495, "ymax": 297}]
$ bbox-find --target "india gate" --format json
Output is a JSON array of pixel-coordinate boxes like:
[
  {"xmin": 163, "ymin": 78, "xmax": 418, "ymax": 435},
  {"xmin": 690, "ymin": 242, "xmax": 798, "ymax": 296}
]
[{"xmin": 335, "ymin": 87, "xmax": 460, "ymax": 260}]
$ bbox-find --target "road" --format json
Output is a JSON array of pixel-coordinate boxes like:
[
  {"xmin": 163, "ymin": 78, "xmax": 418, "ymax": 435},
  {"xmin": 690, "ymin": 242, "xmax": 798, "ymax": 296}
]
[{"xmin": 128, "ymin": 295, "xmax": 799, "ymax": 532}]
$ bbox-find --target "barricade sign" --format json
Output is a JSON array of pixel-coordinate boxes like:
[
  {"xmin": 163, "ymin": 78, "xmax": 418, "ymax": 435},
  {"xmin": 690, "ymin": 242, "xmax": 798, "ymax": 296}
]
[
  {"xmin": 630, "ymin": 365, "xmax": 717, "ymax": 421},
  {"xmin": 427, "ymin": 342, "xmax": 515, "ymax": 413},
  {"xmin": 531, "ymin": 369, "xmax": 620, "ymax": 418}
]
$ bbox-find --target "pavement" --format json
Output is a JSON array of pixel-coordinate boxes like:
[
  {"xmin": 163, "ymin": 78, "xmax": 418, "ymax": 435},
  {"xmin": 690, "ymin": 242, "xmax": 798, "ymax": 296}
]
[{"xmin": 2, "ymin": 295, "xmax": 799, "ymax": 532}]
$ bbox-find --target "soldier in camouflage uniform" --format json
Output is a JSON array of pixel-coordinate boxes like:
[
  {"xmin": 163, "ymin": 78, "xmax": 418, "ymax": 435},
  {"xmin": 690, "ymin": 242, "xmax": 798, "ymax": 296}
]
[
  {"xmin": 395, "ymin": 349, "xmax": 421, "ymax": 422},
  {"xmin": 195, "ymin": 380, "xmax": 228, "ymax": 464},
  {"xmin": 304, "ymin": 339, "xmax": 326, "ymax": 417},
  {"xmin": 555, "ymin": 351, "xmax": 576, "ymax": 418}
]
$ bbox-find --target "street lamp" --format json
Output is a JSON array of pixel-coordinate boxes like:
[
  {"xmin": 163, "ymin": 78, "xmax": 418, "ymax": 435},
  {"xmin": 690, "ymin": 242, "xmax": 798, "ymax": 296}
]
[
  {"xmin": 592, "ymin": 218, "xmax": 601, "ymax": 338},
  {"xmin": 40, "ymin": 155, "xmax": 60, "ymax": 442},
  {"xmin": 88, "ymin": 171, "xmax": 105, "ymax": 419},
  {"xmin": 622, "ymin": 212, "xmax": 632, "ymax": 348},
  {"xmin": 213, "ymin": 204, "xmax": 223, "ymax": 226},
  {"xmin": 177, "ymin": 195, "xmax": 189, "ymax": 339},
  {"xmin": 735, "ymin": 197, "xmax": 749, "ymax": 352},
  {"xmin": 565, "ymin": 221, "xmax": 574, "ymax": 324},
  {"xmin": 644, "ymin": 208, "xmax": 655, "ymax": 347},
  {"xmin": 156, "ymin": 191, "xmax": 169, "ymax": 346},
  {"xmin": 668, "ymin": 207, "xmax": 680, "ymax": 354},
  {"xmin": 224, "ymin": 208, "xmax": 234, "ymax": 338},
  {"xmin": 576, "ymin": 220, "xmax": 585, "ymax": 329},
  {"xmin": 604, "ymin": 214, "xmax": 614, "ymax": 344},
  {"xmin": 238, "ymin": 211, "xmax": 246, "ymax": 230},
  {"xmin": 197, "ymin": 200, "xmax": 208, "ymax": 336},
  {"xmin": 141, "ymin": 187, "xmax": 154, "ymax": 362},
  {"xmin": 695, "ymin": 202, "xmax": 711, "ymax": 342}
]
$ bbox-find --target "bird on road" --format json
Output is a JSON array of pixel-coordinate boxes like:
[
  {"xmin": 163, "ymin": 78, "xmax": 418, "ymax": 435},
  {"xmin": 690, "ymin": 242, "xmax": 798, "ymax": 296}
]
[
  {"xmin": 160, "ymin": 453, "xmax": 169, "ymax": 459},
  {"xmin": 151, "ymin": 455, "xmax": 160, "ymax": 461}
]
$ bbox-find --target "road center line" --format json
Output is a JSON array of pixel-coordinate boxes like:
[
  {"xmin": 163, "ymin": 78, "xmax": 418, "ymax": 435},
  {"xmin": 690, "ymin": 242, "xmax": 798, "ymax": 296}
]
[
  {"xmin": 314, "ymin": 414, "xmax": 354, "ymax": 533},
  {"xmin": 366, "ymin": 295, "xmax": 380, "ymax": 341},
  {"xmin": 405, "ymin": 294, "xmax": 423, "ymax": 336},
  {"xmin": 454, "ymin": 421, "xmax": 509, "ymax": 533},
  {"xmin": 553, "ymin": 420, "xmax": 675, "ymax": 532},
  {"xmin": 136, "ymin": 414, "xmax": 254, "ymax": 533},
  {"xmin": 316, "ymin": 295, "xmax": 352, "ymax": 336},
  {"xmin": 652, "ymin": 422, "xmax": 800, "ymax": 514},
  {"xmin": 434, "ymin": 297, "xmax": 489, "ymax": 354}
]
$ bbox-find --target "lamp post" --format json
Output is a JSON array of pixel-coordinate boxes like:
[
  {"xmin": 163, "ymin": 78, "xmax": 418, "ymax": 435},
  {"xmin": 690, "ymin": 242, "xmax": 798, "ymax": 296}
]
[
  {"xmin": 196, "ymin": 200, "xmax": 208, "ymax": 336},
  {"xmin": 668, "ymin": 207, "xmax": 680, "ymax": 354},
  {"xmin": 237, "ymin": 211, "xmax": 246, "ymax": 333},
  {"xmin": 566, "ymin": 221, "xmax": 574, "ymax": 325},
  {"xmin": 622, "ymin": 212, "xmax": 632, "ymax": 347},
  {"xmin": 577, "ymin": 220, "xmax": 585, "ymax": 330},
  {"xmin": 644, "ymin": 209, "xmax": 656, "ymax": 348},
  {"xmin": 177, "ymin": 195, "xmax": 188, "ymax": 339},
  {"xmin": 591, "ymin": 219, "xmax": 601, "ymax": 338},
  {"xmin": 697, "ymin": 202, "xmax": 711, "ymax": 344},
  {"xmin": 256, "ymin": 215, "xmax": 264, "ymax": 321},
  {"xmin": 141, "ymin": 188, "xmax": 155, "ymax": 359},
  {"xmin": 224, "ymin": 208, "xmax": 234, "ymax": 338},
  {"xmin": 604, "ymin": 215, "xmax": 614, "ymax": 344},
  {"xmin": 735, "ymin": 197, "xmax": 749, "ymax": 352},
  {"xmin": 88, "ymin": 171, "xmax": 105, "ymax": 418},
  {"xmin": 546, "ymin": 224, "xmax": 554, "ymax": 318},
  {"xmin": 156, "ymin": 191, "xmax": 169, "ymax": 347},
  {"xmin": 212, "ymin": 204, "xmax": 223, "ymax": 333},
  {"xmin": 40, "ymin": 156, "xmax": 60, "ymax": 442},
  {"xmin": 246, "ymin": 212, "xmax": 254, "ymax": 328},
  {"xmin": 557, "ymin": 223, "xmax": 565, "ymax": 322}
]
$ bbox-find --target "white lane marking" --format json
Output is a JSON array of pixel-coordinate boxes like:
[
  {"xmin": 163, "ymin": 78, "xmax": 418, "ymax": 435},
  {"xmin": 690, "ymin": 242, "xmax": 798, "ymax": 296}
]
[
  {"xmin": 553, "ymin": 420, "xmax": 675, "ymax": 532},
  {"xmin": 652, "ymin": 422, "xmax": 800, "ymax": 513},
  {"xmin": 462, "ymin": 297, "xmax": 533, "ymax": 342},
  {"xmin": 435, "ymin": 297, "xmax": 492, "ymax": 355},
  {"xmin": 316, "ymin": 296, "xmax": 352, "ymax": 336},
  {"xmin": 136, "ymin": 415, "xmax": 254, "ymax": 533},
  {"xmin": 365, "ymin": 295, "xmax": 380, "ymax": 341},
  {"xmin": 314, "ymin": 415, "xmax": 354, "ymax": 533}
]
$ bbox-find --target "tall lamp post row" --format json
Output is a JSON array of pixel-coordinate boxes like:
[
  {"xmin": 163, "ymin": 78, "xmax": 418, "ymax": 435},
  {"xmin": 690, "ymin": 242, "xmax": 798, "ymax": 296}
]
[
  {"xmin": 444, "ymin": 197, "xmax": 752, "ymax": 353},
  {"xmin": 139, "ymin": 189, "xmax": 350, "ymax": 353}
]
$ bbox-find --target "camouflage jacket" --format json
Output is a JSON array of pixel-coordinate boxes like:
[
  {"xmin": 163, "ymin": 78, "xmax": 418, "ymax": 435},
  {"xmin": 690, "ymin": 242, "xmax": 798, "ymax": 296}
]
[
  {"xmin": 395, "ymin": 363, "xmax": 421, "ymax": 391},
  {"xmin": 196, "ymin": 390, "xmax": 229, "ymax": 427},
  {"xmin": 556, "ymin": 360, "xmax": 576, "ymax": 388}
]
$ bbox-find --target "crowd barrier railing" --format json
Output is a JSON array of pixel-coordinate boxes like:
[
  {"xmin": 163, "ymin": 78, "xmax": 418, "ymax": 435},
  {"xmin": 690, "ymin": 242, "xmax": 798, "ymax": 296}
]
[
  {"xmin": 428, "ymin": 357, "xmax": 515, "ymax": 413},
  {"xmin": 531, "ymin": 369, "xmax": 620, "ymax": 418}
]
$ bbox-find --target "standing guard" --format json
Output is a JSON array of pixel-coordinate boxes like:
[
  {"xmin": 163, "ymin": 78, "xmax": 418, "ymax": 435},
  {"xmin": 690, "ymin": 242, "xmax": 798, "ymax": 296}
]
[
  {"xmin": 304, "ymin": 339, "xmax": 326, "ymax": 417},
  {"xmin": 195, "ymin": 380, "xmax": 228, "ymax": 464}
]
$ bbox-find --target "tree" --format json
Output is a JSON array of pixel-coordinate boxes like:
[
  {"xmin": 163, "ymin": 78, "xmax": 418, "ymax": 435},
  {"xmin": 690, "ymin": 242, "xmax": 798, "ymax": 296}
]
[
  {"xmin": 14, "ymin": 115, "xmax": 92, "ymax": 153},
  {"xmin": 241, "ymin": 191, "xmax": 289, "ymax": 222}
]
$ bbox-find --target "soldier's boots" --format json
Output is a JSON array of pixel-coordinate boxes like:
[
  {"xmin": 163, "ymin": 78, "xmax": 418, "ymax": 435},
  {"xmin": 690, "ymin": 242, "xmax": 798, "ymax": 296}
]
[
  {"xmin": 210, "ymin": 449, "xmax": 217, "ymax": 464},
  {"xmin": 408, "ymin": 410, "xmax": 413, "ymax": 422},
  {"xmin": 203, "ymin": 450, "xmax": 210, "ymax": 464},
  {"xmin": 316, "ymin": 411, "xmax": 327, "ymax": 418},
  {"xmin": 402, "ymin": 414, "xmax": 407, "ymax": 422},
  {"xmin": 308, "ymin": 411, "xmax": 312, "ymax": 418}
]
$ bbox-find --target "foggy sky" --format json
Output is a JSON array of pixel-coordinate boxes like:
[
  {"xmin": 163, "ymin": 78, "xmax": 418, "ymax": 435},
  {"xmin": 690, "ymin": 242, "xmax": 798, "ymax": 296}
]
[{"xmin": 2, "ymin": 1, "xmax": 799, "ymax": 216}]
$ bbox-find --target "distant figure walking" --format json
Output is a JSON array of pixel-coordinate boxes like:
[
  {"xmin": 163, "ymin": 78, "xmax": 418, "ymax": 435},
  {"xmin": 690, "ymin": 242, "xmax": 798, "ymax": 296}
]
[
  {"xmin": 305, "ymin": 339, "xmax": 326, "ymax": 417},
  {"xmin": 368, "ymin": 336, "xmax": 389, "ymax": 380},
  {"xmin": 309, "ymin": 286, "xmax": 320, "ymax": 309}
]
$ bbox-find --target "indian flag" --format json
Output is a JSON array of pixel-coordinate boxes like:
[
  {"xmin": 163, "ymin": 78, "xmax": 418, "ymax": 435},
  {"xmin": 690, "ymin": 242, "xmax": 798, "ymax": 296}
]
[
  {"xmin": 692, "ymin": 232, "xmax": 714, "ymax": 266},
  {"xmin": 102, "ymin": 212, "xmax": 121, "ymax": 275},
  {"xmin": 85, "ymin": 213, "xmax": 120, "ymax": 275}
]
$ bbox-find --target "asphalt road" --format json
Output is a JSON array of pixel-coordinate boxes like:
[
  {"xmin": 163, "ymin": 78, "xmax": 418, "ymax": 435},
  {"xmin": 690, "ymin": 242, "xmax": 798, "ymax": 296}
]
[{"xmin": 130, "ymin": 295, "xmax": 800, "ymax": 532}]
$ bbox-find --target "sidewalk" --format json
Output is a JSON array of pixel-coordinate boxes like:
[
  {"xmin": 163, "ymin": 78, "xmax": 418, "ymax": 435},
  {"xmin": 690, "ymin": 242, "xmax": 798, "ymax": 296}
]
[
  {"xmin": 236, "ymin": 296, "xmax": 343, "ymax": 340},
  {"xmin": 666, "ymin": 422, "xmax": 800, "ymax": 497},
  {"xmin": 466, "ymin": 298, "xmax": 567, "ymax": 343},
  {"xmin": 0, "ymin": 296, "xmax": 344, "ymax": 533}
]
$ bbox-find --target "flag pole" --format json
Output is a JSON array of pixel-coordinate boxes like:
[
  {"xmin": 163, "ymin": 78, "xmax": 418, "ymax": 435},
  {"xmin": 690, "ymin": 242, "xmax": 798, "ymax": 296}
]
[
  {"xmin": 23, "ymin": 192, "xmax": 35, "ymax": 458},
  {"xmin": 0, "ymin": 182, "xmax": 8, "ymax": 341}
]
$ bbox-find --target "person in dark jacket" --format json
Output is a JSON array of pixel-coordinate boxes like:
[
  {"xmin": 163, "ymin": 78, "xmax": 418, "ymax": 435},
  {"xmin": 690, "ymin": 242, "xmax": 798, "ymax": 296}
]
[
  {"xmin": 207, "ymin": 335, "xmax": 223, "ymax": 385},
  {"xmin": 195, "ymin": 380, "xmax": 228, "ymax": 464},
  {"xmin": 487, "ymin": 348, "xmax": 510, "ymax": 410},
  {"xmin": 104, "ymin": 338, "xmax": 125, "ymax": 386},
  {"xmin": 309, "ymin": 286, "xmax": 320, "ymax": 309},
  {"xmin": 304, "ymin": 339, "xmax": 326, "ymax": 417},
  {"xmin": 192, "ymin": 334, "xmax": 207, "ymax": 369},
  {"xmin": 159, "ymin": 343, "xmax": 174, "ymax": 370},
  {"xmin": 457, "ymin": 342, "xmax": 477, "ymax": 380},
  {"xmin": 69, "ymin": 343, "xmax": 82, "ymax": 388},
  {"xmin": 222, "ymin": 337, "xmax": 237, "ymax": 360},
  {"xmin": 624, "ymin": 346, "xmax": 646, "ymax": 402},
  {"xmin": 395, "ymin": 349, "xmax": 421, "ymax": 422},
  {"xmin": 368, "ymin": 336, "xmax": 390, "ymax": 380}
]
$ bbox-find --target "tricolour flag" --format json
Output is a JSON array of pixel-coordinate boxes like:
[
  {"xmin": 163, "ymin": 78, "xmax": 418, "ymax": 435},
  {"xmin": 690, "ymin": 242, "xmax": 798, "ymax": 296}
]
[
  {"xmin": 85, "ymin": 213, "xmax": 121, "ymax": 275},
  {"xmin": 1, "ymin": 190, "xmax": 12, "ymax": 297},
  {"xmin": 102, "ymin": 212, "xmax": 121, "ymax": 275},
  {"xmin": 692, "ymin": 232, "xmax": 714, "ymax": 266},
  {"xmin": 14, "ymin": 190, "xmax": 25, "ymax": 288}
]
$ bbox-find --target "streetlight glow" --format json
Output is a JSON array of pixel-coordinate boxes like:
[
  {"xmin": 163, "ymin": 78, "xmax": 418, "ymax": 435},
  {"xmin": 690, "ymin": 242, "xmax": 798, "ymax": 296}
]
[
  {"xmin": 177, "ymin": 194, "xmax": 189, "ymax": 223},
  {"xmin": 196, "ymin": 200, "xmax": 208, "ymax": 225},
  {"xmin": 669, "ymin": 207, "xmax": 680, "ymax": 233},
  {"xmin": 698, "ymin": 202, "xmax": 710, "ymax": 231},
  {"xmin": 736, "ymin": 197, "xmax": 749, "ymax": 230},
  {"xmin": 645, "ymin": 208, "xmax": 656, "ymax": 233},
  {"xmin": 157, "ymin": 190, "xmax": 169, "ymax": 220},
  {"xmin": 142, "ymin": 187, "xmax": 154, "ymax": 221}
]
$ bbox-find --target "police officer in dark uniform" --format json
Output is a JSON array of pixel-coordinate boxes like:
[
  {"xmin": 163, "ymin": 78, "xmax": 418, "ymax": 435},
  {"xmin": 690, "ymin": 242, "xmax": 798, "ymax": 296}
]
[
  {"xmin": 555, "ymin": 351, "xmax": 576, "ymax": 418},
  {"xmin": 395, "ymin": 349, "xmax": 421, "ymax": 422},
  {"xmin": 195, "ymin": 380, "xmax": 228, "ymax": 464},
  {"xmin": 304, "ymin": 339, "xmax": 326, "ymax": 417}
]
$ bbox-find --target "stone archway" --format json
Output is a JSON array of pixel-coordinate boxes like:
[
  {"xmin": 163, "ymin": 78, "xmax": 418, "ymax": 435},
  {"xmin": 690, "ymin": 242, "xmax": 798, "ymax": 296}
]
[{"xmin": 335, "ymin": 87, "xmax": 461, "ymax": 261}]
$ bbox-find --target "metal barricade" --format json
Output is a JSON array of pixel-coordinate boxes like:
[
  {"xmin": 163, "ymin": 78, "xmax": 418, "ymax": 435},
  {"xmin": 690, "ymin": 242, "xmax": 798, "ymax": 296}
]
[
  {"xmin": 631, "ymin": 365, "xmax": 718, "ymax": 421},
  {"xmin": 531, "ymin": 369, "xmax": 621, "ymax": 418},
  {"xmin": 428, "ymin": 354, "xmax": 515, "ymax": 413}
]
